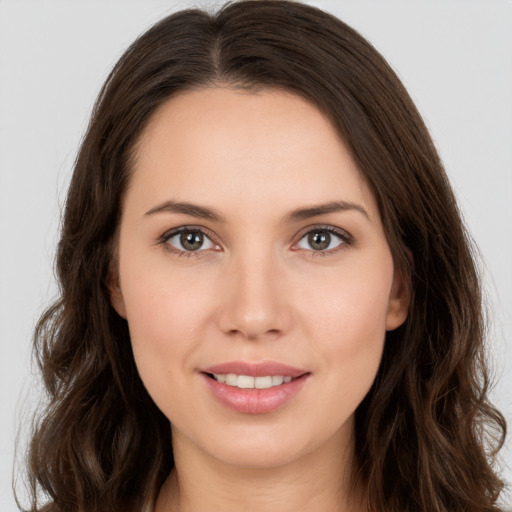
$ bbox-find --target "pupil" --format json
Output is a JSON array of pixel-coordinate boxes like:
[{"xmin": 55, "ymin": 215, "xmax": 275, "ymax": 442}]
[
  {"xmin": 308, "ymin": 231, "xmax": 330, "ymax": 250},
  {"xmin": 181, "ymin": 231, "xmax": 203, "ymax": 251}
]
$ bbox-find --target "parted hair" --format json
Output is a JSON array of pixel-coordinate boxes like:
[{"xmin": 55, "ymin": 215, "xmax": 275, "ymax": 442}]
[{"xmin": 20, "ymin": 1, "xmax": 506, "ymax": 511}]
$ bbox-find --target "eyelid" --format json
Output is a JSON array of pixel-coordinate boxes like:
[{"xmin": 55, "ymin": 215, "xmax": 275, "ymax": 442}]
[
  {"xmin": 291, "ymin": 224, "xmax": 353, "ymax": 252},
  {"xmin": 157, "ymin": 223, "xmax": 353, "ymax": 257},
  {"xmin": 157, "ymin": 225, "xmax": 222, "ymax": 255}
]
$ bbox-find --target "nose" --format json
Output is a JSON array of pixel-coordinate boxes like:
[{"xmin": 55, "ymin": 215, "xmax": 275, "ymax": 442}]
[{"xmin": 217, "ymin": 251, "xmax": 292, "ymax": 341}]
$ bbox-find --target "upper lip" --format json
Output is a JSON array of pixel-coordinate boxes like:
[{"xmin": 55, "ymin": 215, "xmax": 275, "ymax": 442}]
[{"xmin": 202, "ymin": 361, "xmax": 309, "ymax": 378}]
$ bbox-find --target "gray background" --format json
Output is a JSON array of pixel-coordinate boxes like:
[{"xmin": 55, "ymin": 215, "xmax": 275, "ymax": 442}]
[{"xmin": 1, "ymin": 0, "xmax": 510, "ymax": 509}]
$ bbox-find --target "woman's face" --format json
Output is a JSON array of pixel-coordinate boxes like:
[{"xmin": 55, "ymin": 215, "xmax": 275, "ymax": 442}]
[{"xmin": 112, "ymin": 87, "xmax": 409, "ymax": 468}]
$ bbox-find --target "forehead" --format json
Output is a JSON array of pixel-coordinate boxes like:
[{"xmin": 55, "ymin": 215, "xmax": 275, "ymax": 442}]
[{"xmin": 127, "ymin": 87, "xmax": 378, "ymax": 222}]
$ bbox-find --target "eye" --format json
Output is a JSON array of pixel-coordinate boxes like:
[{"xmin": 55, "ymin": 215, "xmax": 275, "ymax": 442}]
[
  {"xmin": 295, "ymin": 227, "xmax": 349, "ymax": 252},
  {"xmin": 164, "ymin": 228, "xmax": 217, "ymax": 253}
]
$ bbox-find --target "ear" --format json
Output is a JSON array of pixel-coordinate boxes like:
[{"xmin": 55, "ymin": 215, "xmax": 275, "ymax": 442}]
[
  {"xmin": 108, "ymin": 268, "xmax": 127, "ymax": 319},
  {"xmin": 386, "ymin": 268, "xmax": 410, "ymax": 331}
]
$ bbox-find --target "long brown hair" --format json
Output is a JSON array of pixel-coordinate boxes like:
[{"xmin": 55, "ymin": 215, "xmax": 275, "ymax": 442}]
[{"xmin": 19, "ymin": 1, "xmax": 507, "ymax": 511}]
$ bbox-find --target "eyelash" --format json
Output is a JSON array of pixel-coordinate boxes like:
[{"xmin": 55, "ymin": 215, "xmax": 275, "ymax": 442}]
[
  {"xmin": 293, "ymin": 225, "xmax": 353, "ymax": 256},
  {"xmin": 157, "ymin": 226, "xmax": 220, "ymax": 258},
  {"xmin": 157, "ymin": 224, "xmax": 353, "ymax": 258}
]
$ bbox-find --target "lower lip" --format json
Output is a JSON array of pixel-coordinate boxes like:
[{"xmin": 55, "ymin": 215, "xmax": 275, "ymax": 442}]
[{"xmin": 202, "ymin": 373, "xmax": 310, "ymax": 414}]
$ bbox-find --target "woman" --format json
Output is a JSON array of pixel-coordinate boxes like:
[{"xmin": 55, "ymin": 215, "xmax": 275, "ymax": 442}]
[{"xmin": 20, "ymin": 1, "xmax": 507, "ymax": 511}]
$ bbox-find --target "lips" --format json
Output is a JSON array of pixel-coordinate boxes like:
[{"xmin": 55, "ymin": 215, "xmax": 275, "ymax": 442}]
[
  {"xmin": 200, "ymin": 361, "xmax": 310, "ymax": 414},
  {"xmin": 203, "ymin": 360, "xmax": 308, "ymax": 378}
]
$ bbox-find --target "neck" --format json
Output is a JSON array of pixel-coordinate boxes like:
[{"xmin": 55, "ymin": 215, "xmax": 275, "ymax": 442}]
[{"xmin": 155, "ymin": 422, "xmax": 366, "ymax": 512}]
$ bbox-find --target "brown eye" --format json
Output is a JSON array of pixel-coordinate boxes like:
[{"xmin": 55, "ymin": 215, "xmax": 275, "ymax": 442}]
[
  {"xmin": 166, "ymin": 229, "xmax": 216, "ymax": 252},
  {"xmin": 180, "ymin": 231, "xmax": 204, "ymax": 251},
  {"xmin": 296, "ymin": 228, "xmax": 347, "ymax": 252},
  {"xmin": 308, "ymin": 231, "xmax": 331, "ymax": 250}
]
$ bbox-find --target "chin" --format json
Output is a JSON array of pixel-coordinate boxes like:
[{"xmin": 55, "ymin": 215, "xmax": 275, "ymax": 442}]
[
  {"xmin": 191, "ymin": 419, "xmax": 348, "ymax": 470},
  {"xmin": 209, "ymin": 439, "xmax": 308, "ymax": 469}
]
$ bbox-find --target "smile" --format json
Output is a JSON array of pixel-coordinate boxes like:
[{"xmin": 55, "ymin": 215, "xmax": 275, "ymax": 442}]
[
  {"xmin": 201, "ymin": 362, "xmax": 311, "ymax": 414},
  {"xmin": 211, "ymin": 374, "xmax": 294, "ymax": 389}
]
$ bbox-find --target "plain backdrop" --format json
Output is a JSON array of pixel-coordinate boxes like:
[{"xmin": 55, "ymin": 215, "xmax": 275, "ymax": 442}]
[{"xmin": 1, "ymin": 0, "xmax": 510, "ymax": 509}]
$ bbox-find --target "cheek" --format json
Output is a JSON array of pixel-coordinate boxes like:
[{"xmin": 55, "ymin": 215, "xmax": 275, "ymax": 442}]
[
  {"xmin": 300, "ymin": 252, "xmax": 393, "ymax": 337},
  {"xmin": 119, "ymin": 265, "xmax": 224, "ymax": 426},
  {"xmin": 118, "ymin": 257, "xmax": 212, "ymax": 388},
  {"xmin": 298, "ymin": 255, "xmax": 393, "ymax": 403}
]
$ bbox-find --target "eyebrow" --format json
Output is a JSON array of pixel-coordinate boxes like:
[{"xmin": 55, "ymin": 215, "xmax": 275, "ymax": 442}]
[
  {"xmin": 145, "ymin": 200, "xmax": 227, "ymax": 222},
  {"xmin": 285, "ymin": 201, "xmax": 370, "ymax": 222},
  {"xmin": 144, "ymin": 199, "xmax": 369, "ymax": 223}
]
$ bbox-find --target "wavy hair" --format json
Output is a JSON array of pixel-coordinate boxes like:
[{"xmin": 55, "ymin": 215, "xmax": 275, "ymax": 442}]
[{"xmin": 19, "ymin": 1, "xmax": 506, "ymax": 511}]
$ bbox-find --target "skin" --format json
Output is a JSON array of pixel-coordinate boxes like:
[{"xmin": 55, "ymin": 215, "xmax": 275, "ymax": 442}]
[{"xmin": 110, "ymin": 87, "xmax": 410, "ymax": 512}]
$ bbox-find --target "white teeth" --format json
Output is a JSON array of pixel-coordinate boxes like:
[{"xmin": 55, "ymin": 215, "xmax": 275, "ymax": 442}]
[
  {"xmin": 255, "ymin": 376, "xmax": 272, "ymax": 389},
  {"xmin": 213, "ymin": 373, "xmax": 294, "ymax": 389},
  {"xmin": 271, "ymin": 375, "xmax": 284, "ymax": 386},
  {"xmin": 226, "ymin": 374, "xmax": 238, "ymax": 386},
  {"xmin": 237, "ymin": 375, "xmax": 255, "ymax": 388}
]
